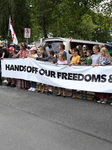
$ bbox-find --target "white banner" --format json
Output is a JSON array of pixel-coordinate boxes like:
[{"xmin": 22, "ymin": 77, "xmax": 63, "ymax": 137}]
[{"xmin": 1, "ymin": 58, "xmax": 112, "ymax": 93}]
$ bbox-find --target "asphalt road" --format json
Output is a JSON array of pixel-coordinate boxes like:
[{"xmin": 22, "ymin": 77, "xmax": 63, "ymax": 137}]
[{"xmin": 0, "ymin": 84, "xmax": 112, "ymax": 150}]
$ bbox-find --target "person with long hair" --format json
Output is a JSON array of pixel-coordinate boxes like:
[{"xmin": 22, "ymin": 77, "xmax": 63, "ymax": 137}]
[
  {"xmin": 69, "ymin": 38, "xmax": 80, "ymax": 98},
  {"xmin": 76, "ymin": 45, "xmax": 86, "ymax": 65},
  {"xmin": 13, "ymin": 42, "xmax": 30, "ymax": 89},
  {"xmin": 95, "ymin": 47, "xmax": 112, "ymax": 104},
  {"xmin": 55, "ymin": 53, "xmax": 68, "ymax": 98},
  {"xmin": 56, "ymin": 44, "xmax": 67, "ymax": 60}
]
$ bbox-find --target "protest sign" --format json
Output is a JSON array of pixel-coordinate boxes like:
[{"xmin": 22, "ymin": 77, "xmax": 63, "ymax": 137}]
[{"xmin": 2, "ymin": 58, "xmax": 112, "ymax": 93}]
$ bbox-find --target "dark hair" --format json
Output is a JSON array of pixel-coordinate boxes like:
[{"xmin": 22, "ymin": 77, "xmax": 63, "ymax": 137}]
[
  {"xmin": 83, "ymin": 45, "xmax": 89, "ymax": 50},
  {"xmin": 40, "ymin": 46, "xmax": 47, "ymax": 53},
  {"xmin": 87, "ymin": 50, "xmax": 92, "ymax": 55},
  {"xmin": 39, "ymin": 52, "xmax": 46, "ymax": 58},
  {"xmin": 2, "ymin": 47, "xmax": 7, "ymax": 52},
  {"xmin": 60, "ymin": 44, "xmax": 65, "ymax": 50},
  {"xmin": 49, "ymin": 50, "xmax": 54, "ymax": 56},
  {"xmin": 72, "ymin": 48, "xmax": 79, "ymax": 55},
  {"xmin": 77, "ymin": 45, "xmax": 85, "ymax": 58},
  {"xmin": 21, "ymin": 42, "xmax": 27, "ymax": 50}
]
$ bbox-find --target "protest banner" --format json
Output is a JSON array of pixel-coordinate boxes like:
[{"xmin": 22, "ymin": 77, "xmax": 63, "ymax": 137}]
[{"xmin": 1, "ymin": 58, "xmax": 112, "ymax": 93}]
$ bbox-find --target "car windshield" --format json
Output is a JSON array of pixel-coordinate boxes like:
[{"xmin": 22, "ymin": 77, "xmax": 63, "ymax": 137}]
[{"xmin": 44, "ymin": 41, "xmax": 63, "ymax": 53}]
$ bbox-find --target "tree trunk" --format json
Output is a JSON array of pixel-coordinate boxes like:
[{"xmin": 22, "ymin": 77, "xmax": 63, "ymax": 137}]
[{"xmin": 42, "ymin": 16, "xmax": 48, "ymax": 38}]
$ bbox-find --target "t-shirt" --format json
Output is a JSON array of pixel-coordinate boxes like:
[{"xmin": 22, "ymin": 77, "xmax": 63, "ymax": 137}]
[
  {"xmin": 40, "ymin": 57, "xmax": 57, "ymax": 64},
  {"xmin": 99, "ymin": 56, "xmax": 111, "ymax": 65},
  {"xmin": 57, "ymin": 60, "xmax": 68, "ymax": 65},
  {"xmin": 91, "ymin": 53, "xmax": 101, "ymax": 65},
  {"xmin": 71, "ymin": 55, "xmax": 80, "ymax": 65},
  {"xmin": 0, "ymin": 46, "xmax": 3, "ymax": 58},
  {"xmin": 0, "ymin": 47, "xmax": 10, "ymax": 58},
  {"xmin": 28, "ymin": 53, "xmax": 38, "ymax": 60},
  {"xmin": 80, "ymin": 57, "xmax": 87, "ymax": 62},
  {"xmin": 8, "ymin": 54, "xmax": 13, "ymax": 58},
  {"xmin": 86, "ymin": 57, "xmax": 92, "ymax": 65},
  {"xmin": 57, "ymin": 51, "xmax": 67, "ymax": 60}
]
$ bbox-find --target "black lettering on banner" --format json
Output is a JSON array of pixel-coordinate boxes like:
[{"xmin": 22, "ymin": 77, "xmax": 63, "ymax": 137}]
[
  {"xmin": 23, "ymin": 66, "xmax": 26, "ymax": 72},
  {"xmin": 15, "ymin": 65, "xmax": 20, "ymax": 71},
  {"xmin": 10, "ymin": 65, "xmax": 14, "ymax": 71},
  {"xmin": 51, "ymin": 71, "xmax": 56, "ymax": 78},
  {"xmin": 5, "ymin": 64, "xmax": 10, "ymax": 70},
  {"xmin": 39, "ymin": 69, "xmax": 44, "ymax": 75},
  {"xmin": 31, "ymin": 67, "xmax": 35, "ymax": 73},
  {"xmin": 35, "ymin": 68, "xmax": 38, "ymax": 74},
  {"xmin": 57, "ymin": 72, "xmax": 61, "ymax": 78},
  {"xmin": 27, "ymin": 66, "xmax": 32, "ymax": 73},
  {"xmin": 78, "ymin": 74, "xmax": 84, "ymax": 81},
  {"xmin": 62, "ymin": 72, "xmax": 67, "ymax": 79},
  {"xmin": 101, "ymin": 75, "xmax": 106, "ymax": 83},
  {"xmin": 68, "ymin": 73, "xmax": 73, "ymax": 80},
  {"xmin": 44, "ymin": 70, "xmax": 50, "ymax": 77},
  {"xmin": 92, "ymin": 74, "xmax": 100, "ymax": 82},
  {"xmin": 85, "ymin": 74, "xmax": 91, "ymax": 82},
  {"xmin": 108, "ymin": 75, "xmax": 112, "ymax": 83},
  {"xmin": 73, "ymin": 74, "xmax": 78, "ymax": 80},
  {"xmin": 20, "ymin": 65, "xmax": 24, "ymax": 71}
]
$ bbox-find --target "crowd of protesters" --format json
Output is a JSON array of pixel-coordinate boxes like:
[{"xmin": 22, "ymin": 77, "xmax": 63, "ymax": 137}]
[{"xmin": 0, "ymin": 38, "xmax": 112, "ymax": 105}]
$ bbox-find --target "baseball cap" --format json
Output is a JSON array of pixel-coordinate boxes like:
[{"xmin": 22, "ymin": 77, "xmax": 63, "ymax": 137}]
[
  {"xmin": 9, "ymin": 47, "xmax": 14, "ymax": 51},
  {"xmin": 30, "ymin": 47, "xmax": 37, "ymax": 51}
]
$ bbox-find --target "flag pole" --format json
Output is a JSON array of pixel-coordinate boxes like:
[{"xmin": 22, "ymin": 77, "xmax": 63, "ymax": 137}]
[{"xmin": 8, "ymin": 16, "xmax": 11, "ymax": 37}]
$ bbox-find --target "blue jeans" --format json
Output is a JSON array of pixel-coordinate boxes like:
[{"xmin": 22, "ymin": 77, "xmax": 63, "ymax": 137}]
[{"xmin": 31, "ymin": 82, "xmax": 36, "ymax": 88}]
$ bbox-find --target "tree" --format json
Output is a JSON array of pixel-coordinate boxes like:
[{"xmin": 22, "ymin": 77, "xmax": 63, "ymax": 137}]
[
  {"xmin": 0, "ymin": 0, "xmax": 31, "ymax": 41},
  {"xmin": 31, "ymin": 0, "xmax": 61, "ymax": 38}
]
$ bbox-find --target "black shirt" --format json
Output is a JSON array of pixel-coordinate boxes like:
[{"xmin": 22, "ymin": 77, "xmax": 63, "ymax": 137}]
[{"xmin": 0, "ymin": 46, "xmax": 3, "ymax": 58}]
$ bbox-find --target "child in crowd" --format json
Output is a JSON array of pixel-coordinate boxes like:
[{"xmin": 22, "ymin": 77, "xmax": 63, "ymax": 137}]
[
  {"xmin": 5, "ymin": 47, "xmax": 16, "ymax": 87},
  {"xmin": 69, "ymin": 38, "xmax": 80, "ymax": 98},
  {"xmin": 27, "ymin": 47, "xmax": 38, "ymax": 92},
  {"xmin": 91, "ymin": 45, "xmax": 101, "ymax": 67},
  {"xmin": 56, "ymin": 44, "xmax": 67, "ymax": 60},
  {"xmin": 13, "ymin": 42, "xmax": 30, "ymax": 89},
  {"xmin": 81, "ymin": 50, "xmax": 92, "ymax": 99},
  {"xmin": 40, "ymin": 46, "xmax": 48, "ymax": 57},
  {"xmin": 37, "ymin": 50, "xmax": 57, "ymax": 95},
  {"xmin": 36, "ymin": 53, "xmax": 46, "ymax": 93},
  {"xmin": 86, "ymin": 50, "xmax": 92, "ymax": 65},
  {"xmin": 55, "ymin": 53, "xmax": 68, "ymax": 98},
  {"xmin": 91, "ymin": 45, "xmax": 101, "ymax": 101},
  {"xmin": 96, "ymin": 47, "xmax": 112, "ymax": 104},
  {"xmin": 77, "ymin": 45, "xmax": 86, "ymax": 65},
  {"xmin": 27, "ymin": 49, "xmax": 47, "ymax": 93}
]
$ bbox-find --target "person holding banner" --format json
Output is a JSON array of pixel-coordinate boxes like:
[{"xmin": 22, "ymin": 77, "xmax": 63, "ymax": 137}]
[
  {"xmin": 96, "ymin": 47, "xmax": 112, "ymax": 104},
  {"xmin": 86, "ymin": 50, "xmax": 92, "ymax": 65},
  {"xmin": 0, "ymin": 41, "xmax": 3, "ymax": 85},
  {"xmin": 69, "ymin": 38, "xmax": 80, "ymax": 98},
  {"xmin": 37, "ymin": 50, "xmax": 57, "ymax": 95},
  {"xmin": 91, "ymin": 45, "xmax": 101, "ymax": 67},
  {"xmin": 55, "ymin": 53, "xmax": 68, "ymax": 98},
  {"xmin": 27, "ymin": 47, "xmax": 38, "ymax": 92},
  {"xmin": 5, "ymin": 47, "xmax": 16, "ymax": 87},
  {"xmin": 13, "ymin": 42, "xmax": 30, "ymax": 89}
]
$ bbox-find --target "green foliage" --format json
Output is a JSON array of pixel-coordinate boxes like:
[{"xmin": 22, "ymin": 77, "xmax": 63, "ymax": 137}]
[
  {"xmin": 0, "ymin": 0, "xmax": 31, "ymax": 42},
  {"xmin": 0, "ymin": 0, "xmax": 112, "ymax": 43}
]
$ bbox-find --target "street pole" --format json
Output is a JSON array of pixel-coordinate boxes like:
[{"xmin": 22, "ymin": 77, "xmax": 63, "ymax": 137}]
[{"xmin": 26, "ymin": 38, "xmax": 28, "ymax": 47}]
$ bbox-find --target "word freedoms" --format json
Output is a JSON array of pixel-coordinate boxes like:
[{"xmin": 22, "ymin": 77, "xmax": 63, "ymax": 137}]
[
  {"xmin": 5, "ymin": 64, "xmax": 110, "ymax": 83},
  {"xmin": 2, "ymin": 58, "xmax": 112, "ymax": 93}
]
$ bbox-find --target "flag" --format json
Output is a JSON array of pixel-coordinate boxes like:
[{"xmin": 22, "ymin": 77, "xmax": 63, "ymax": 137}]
[{"xmin": 9, "ymin": 18, "xmax": 18, "ymax": 45}]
